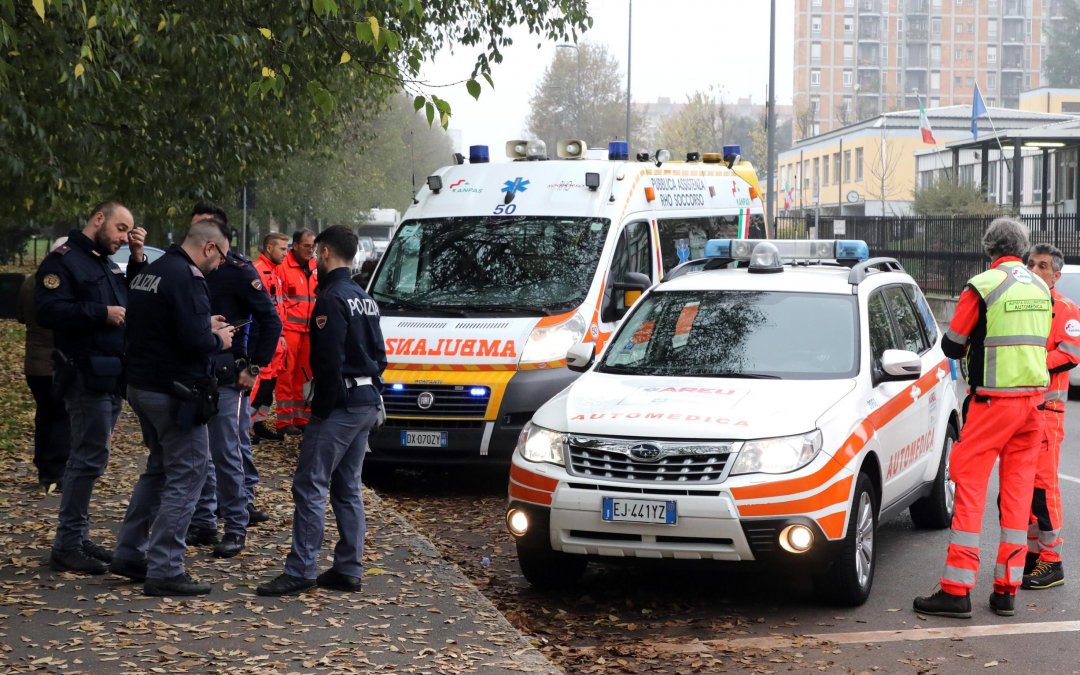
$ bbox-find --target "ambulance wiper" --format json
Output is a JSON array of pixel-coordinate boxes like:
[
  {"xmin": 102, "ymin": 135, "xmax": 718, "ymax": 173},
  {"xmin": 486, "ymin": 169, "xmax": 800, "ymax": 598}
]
[
  {"xmin": 597, "ymin": 365, "xmax": 653, "ymax": 376},
  {"xmin": 454, "ymin": 304, "xmax": 553, "ymax": 316},
  {"xmin": 370, "ymin": 291, "xmax": 469, "ymax": 317}
]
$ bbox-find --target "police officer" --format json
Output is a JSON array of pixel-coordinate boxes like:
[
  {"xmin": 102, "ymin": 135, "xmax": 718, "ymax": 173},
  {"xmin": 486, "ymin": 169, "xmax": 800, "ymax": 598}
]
[
  {"xmin": 108, "ymin": 218, "xmax": 236, "ymax": 596},
  {"xmin": 257, "ymin": 225, "xmax": 386, "ymax": 597},
  {"xmin": 36, "ymin": 201, "xmax": 148, "ymax": 574},
  {"xmin": 187, "ymin": 204, "xmax": 282, "ymax": 558},
  {"xmin": 915, "ymin": 218, "xmax": 1052, "ymax": 619}
]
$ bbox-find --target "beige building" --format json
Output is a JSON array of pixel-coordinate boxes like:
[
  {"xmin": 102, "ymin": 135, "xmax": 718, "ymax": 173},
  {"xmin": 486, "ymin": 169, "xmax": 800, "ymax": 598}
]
[
  {"xmin": 777, "ymin": 105, "xmax": 1070, "ymax": 216},
  {"xmin": 794, "ymin": 0, "xmax": 1061, "ymax": 139}
]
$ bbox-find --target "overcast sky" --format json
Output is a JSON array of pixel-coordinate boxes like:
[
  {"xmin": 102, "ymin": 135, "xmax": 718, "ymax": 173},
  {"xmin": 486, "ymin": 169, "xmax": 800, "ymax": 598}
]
[{"xmin": 418, "ymin": 0, "xmax": 796, "ymax": 161}]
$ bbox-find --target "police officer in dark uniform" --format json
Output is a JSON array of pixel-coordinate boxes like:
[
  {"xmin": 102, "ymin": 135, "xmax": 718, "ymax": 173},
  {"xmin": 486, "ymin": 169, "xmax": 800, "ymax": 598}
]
[
  {"xmin": 36, "ymin": 200, "xmax": 148, "ymax": 574},
  {"xmin": 108, "ymin": 218, "xmax": 236, "ymax": 597},
  {"xmin": 186, "ymin": 204, "xmax": 282, "ymax": 559},
  {"xmin": 257, "ymin": 225, "xmax": 386, "ymax": 597}
]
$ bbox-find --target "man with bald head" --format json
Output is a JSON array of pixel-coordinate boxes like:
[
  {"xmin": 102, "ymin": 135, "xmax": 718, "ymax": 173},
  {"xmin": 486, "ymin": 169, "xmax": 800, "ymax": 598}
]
[
  {"xmin": 109, "ymin": 217, "xmax": 237, "ymax": 597},
  {"xmin": 36, "ymin": 201, "xmax": 148, "ymax": 575}
]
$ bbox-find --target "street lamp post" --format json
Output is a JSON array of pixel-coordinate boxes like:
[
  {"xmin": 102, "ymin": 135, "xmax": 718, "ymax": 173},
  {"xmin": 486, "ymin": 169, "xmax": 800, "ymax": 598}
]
[
  {"xmin": 626, "ymin": 0, "xmax": 633, "ymax": 149},
  {"xmin": 557, "ymin": 44, "xmax": 582, "ymax": 139},
  {"xmin": 766, "ymin": 0, "xmax": 777, "ymax": 225}
]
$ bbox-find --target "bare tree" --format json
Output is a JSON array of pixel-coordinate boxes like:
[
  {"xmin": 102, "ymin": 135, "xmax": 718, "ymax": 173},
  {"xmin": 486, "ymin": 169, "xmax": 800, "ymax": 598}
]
[
  {"xmin": 864, "ymin": 126, "xmax": 906, "ymax": 215},
  {"xmin": 835, "ymin": 100, "xmax": 854, "ymax": 127},
  {"xmin": 793, "ymin": 99, "xmax": 816, "ymax": 141}
]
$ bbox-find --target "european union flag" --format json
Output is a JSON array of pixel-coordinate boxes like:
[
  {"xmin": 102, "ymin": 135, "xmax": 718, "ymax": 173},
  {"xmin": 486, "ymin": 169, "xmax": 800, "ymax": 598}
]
[{"xmin": 972, "ymin": 84, "xmax": 987, "ymax": 140}]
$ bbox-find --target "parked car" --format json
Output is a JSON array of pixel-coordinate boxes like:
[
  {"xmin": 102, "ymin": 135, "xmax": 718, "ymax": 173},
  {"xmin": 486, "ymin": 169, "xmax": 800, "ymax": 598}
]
[{"xmin": 113, "ymin": 245, "xmax": 166, "ymax": 274}]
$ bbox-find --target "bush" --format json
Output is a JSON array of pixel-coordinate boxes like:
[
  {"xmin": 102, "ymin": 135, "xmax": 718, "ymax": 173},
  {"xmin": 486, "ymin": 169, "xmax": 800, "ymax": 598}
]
[{"xmin": 911, "ymin": 181, "xmax": 1009, "ymax": 216}]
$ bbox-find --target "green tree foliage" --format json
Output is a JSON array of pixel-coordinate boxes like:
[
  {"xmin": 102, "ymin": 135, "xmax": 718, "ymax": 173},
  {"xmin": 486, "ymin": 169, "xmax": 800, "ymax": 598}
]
[
  {"xmin": 0, "ymin": 0, "xmax": 590, "ymax": 229},
  {"xmin": 652, "ymin": 90, "xmax": 790, "ymax": 166},
  {"xmin": 524, "ymin": 41, "xmax": 647, "ymax": 154},
  {"xmin": 251, "ymin": 92, "xmax": 453, "ymax": 229},
  {"xmin": 911, "ymin": 179, "xmax": 1006, "ymax": 216},
  {"xmin": 1046, "ymin": 0, "xmax": 1080, "ymax": 87}
]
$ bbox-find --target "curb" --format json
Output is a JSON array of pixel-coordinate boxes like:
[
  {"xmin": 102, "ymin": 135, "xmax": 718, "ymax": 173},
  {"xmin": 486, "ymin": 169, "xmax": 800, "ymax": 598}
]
[{"xmin": 366, "ymin": 490, "xmax": 563, "ymax": 674}]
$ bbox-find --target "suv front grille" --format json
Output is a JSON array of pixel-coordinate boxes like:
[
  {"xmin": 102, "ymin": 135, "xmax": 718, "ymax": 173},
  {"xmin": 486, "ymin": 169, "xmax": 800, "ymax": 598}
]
[
  {"xmin": 383, "ymin": 384, "xmax": 490, "ymax": 418},
  {"xmin": 566, "ymin": 435, "xmax": 738, "ymax": 484}
]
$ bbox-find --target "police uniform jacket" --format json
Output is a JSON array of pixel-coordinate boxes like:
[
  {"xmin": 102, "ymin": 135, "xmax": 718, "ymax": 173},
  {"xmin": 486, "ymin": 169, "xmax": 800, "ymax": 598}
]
[
  {"xmin": 208, "ymin": 251, "xmax": 282, "ymax": 369},
  {"xmin": 34, "ymin": 230, "xmax": 147, "ymax": 360},
  {"xmin": 125, "ymin": 245, "xmax": 224, "ymax": 392},
  {"xmin": 309, "ymin": 267, "xmax": 387, "ymax": 419}
]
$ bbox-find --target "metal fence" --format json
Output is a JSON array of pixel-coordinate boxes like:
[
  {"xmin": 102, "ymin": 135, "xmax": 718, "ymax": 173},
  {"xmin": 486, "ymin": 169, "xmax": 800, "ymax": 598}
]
[{"xmin": 773, "ymin": 214, "xmax": 1080, "ymax": 297}]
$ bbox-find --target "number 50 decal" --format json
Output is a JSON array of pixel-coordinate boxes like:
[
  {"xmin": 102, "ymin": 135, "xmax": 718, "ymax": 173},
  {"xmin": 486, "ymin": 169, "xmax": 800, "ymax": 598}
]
[{"xmin": 493, "ymin": 204, "xmax": 517, "ymax": 215}]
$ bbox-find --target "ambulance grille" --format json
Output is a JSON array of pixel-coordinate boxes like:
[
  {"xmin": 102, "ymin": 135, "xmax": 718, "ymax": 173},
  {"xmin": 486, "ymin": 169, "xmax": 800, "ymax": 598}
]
[
  {"xmin": 566, "ymin": 439, "xmax": 735, "ymax": 484},
  {"xmin": 383, "ymin": 384, "xmax": 490, "ymax": 418}
]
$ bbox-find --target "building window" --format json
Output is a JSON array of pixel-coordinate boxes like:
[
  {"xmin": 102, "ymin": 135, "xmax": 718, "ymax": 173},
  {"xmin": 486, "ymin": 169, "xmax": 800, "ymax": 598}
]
[
  {"xmin": 988, "ymin": 46, "xmax": 997, "ymax": 63},
  {"xmin": 834, "ymin": 153, "xmax": 842, "ymax": 183},
  {"xmin": 956, "ymin": 76, "xmax": 963, "ymax": 87},
  {"xmin": 813, "ymin": 0, "xmax": 821, "ymax": 5},
  {"xmin": 810, "ymin": 97, "xmax": 820, "ymax": 112},
  {"xmin": 897, "ymin": 70, "xmax": 903, "ymax": 85},
  {"xmin": 968, "ymin": 22, "xmax": 974, "ymax": 33},
  {"xmin": 921, "ymin": 171, "xmax": 933, "ymax": 191},
  {"xmin": 967, "ymin": 76, "xmax": 975, "ymax": 87},
  {"xmin": 967, "ymin": 49, "xmax": 974, "ymax": 61},
  {"xmin": 955, "ymin": 48, "xmax": 963, "ymax": 61},
  {"xmin": 856, "ymin": 147, "xmax": 864, "ymax": 181},
  {"xmin": 932, "ymin": 45, "xmax": 941, "ymax": 63},
  {"xmin": 989, "ymin": 19, "xmax": 997, "ymax": 37},
  {"xmin": 845, "ymin": 150, "xmax": 852, "ymax": 182},
  {"xmin": 989, "ymin": 73, "xmax": 997, "ymax": 90},
  {"xmin": 956, "ymin": 22, "xmax": 963, "ymax": 34},
  {"xmin": 931, "ymin": 97, "xmax": 940, "ymax": 107},
  {"xmin": 845, "ymin": 17, "xmax": 854, "ymax": 33},
  {"xmin": 844, "ymin": 43, "xmax": 854, "ymax": 61},
  {"xmin": 1034, "ymin": 159, "xmax": 1044, "ymax": 197},
  {"xmin": 812, "ymin": 16, "xmax": 822, "ymax": 33},
  {"xmin": 823, "ymin": 156, "xmax": 830, "ymax": 186},
  {"xmin": 804, "ymin": 160, "xmax": 810, "ymax": 190},
  {"xmin": 933, "ymin": 18, "xmax": 942, "ymax": 35},
  {"xmin": 812, "ymin": 43, "xmax": 822, "ymax": 63},
  {"xmin": 959, "ymin": 164, "xmax": 975, "ymax": 187},
  {"xmin": 813, "ymin": 158, "xmax": 820, "ymax": 197},
  {"xmin": 844, "ymin": 70, "xmax": 853, "ymax": 86},
  {"xmin": 882, "ymin": 44, "xmax": 889, "ymax": 61},
  {"xmin": 811, "ymin": 70, "xmax": 821, "ymax": 86},
  {"xmin": 1025, "ymin": 73, "xmax": 1033, "ymax": 90},
  {"xmin": 931, "ymin": 71, "xmax": 941, "ymax": 90}
]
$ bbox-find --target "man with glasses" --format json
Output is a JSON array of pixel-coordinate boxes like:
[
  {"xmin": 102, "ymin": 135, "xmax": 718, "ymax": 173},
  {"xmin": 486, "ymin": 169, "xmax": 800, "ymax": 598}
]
[
  {"xmin": 274, "ymin": 229, "xmax": 318, "ymax": 435},
  {"xmin": 185, "ymin": 203, "xmax": 282, "ymax": 559},
  {"xmin": 109, "ymin": 217, "xmax": 237, "ymax": 596}
]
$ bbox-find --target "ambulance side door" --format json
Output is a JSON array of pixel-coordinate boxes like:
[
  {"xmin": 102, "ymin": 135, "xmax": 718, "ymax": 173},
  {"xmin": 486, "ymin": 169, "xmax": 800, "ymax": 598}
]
[
  {"xmin": 866, "ymin": 288, "xmax": 929, "ymax": 508},
  {"xmin": 596, "ymin": 221, "xmax": 656, "ymax": 349}
]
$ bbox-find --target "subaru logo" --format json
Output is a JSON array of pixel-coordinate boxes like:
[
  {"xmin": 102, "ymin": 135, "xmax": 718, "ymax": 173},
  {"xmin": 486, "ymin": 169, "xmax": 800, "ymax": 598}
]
[
  {"xmin": 629, "ymin": 443, "xmax": 662, "ymax": 462},
  {"xmin": 417, "ymin": 392, "xmax": 435, "ymax": 410}
]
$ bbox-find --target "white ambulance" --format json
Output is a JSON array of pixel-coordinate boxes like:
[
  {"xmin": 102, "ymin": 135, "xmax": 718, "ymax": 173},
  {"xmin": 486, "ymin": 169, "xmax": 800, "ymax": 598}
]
[
  {"xmin": 364, "ymin": 140, "xmax": 768, "ymax": 468},
  {"xmin": 504, "ymin": 240, "xmax": 961, "ymax": 605}
]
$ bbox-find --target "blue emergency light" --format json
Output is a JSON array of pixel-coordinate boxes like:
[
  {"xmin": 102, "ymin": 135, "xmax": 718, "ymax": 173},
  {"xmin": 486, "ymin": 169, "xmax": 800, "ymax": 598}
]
[
  {"xmin": 469, "ymin": 387, "xmax": 488, "ymax": 397},
  {"xmin": 704, "ymin": 239, "xmax": 870, "ymax": 262},
  {"xmin": 391, "ymin": 383, "xmax": 405, "ymax": 391},
  {"xmin": 608, "ymin": 141, "xmax": 629, "ymax": 161},
  {"xmin": 723, "ymin": 145, "xmax": 741, "ymax": 158},
  {"xmin": 469, "ymin": 145, "xmax": 490, "ymax": 164}
]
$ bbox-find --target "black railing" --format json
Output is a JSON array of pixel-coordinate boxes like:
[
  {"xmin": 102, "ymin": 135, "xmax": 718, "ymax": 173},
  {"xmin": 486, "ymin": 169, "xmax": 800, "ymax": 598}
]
[{"xmin": 772, "ymin": 215, "xmax": 1080, "ymax": 297}]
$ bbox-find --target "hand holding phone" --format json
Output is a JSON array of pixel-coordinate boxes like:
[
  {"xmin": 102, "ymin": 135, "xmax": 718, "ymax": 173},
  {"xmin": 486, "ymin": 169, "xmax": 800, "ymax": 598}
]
[{"xmin": 229, "ymin": 318, "xmax": 253, "ymax": 331}]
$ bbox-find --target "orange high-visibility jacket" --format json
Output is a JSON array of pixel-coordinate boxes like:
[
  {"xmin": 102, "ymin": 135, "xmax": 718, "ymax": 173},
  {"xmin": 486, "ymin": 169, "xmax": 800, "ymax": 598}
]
[{"xmin": 276, "ymin": 250, "xmax": 318, "ymax": 333}]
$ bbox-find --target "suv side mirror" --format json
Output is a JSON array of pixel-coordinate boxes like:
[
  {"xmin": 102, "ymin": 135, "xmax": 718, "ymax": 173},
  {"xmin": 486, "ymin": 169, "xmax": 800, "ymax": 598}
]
[
  {"xmin": 566, "ymin": 342, "xmax": 596, "ymax": 373},
  {"xmin": 881, "ymin": 349, "xmax": 922, "ymax": 381}
]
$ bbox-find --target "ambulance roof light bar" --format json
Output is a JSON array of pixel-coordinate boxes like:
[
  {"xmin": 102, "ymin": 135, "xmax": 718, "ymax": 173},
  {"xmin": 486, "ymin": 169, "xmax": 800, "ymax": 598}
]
[{"xmin": 703, "ymin": 239, "xmax": 870, "ymax": 263}]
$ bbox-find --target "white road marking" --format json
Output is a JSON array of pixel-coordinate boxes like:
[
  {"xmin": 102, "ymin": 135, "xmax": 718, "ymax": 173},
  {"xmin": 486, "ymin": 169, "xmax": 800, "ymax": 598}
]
[
  {"xmin": 1059, "ymin": 473, "xmax": 1080, "ymax": 485},
  {"xmin": 634, "ymin": 620, "xmax": 1080, "ymax": 653}
]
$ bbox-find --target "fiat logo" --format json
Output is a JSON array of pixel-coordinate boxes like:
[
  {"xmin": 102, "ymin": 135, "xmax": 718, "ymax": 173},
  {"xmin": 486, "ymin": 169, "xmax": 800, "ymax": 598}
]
[
  {"xmin": 629, "ymin": 443, "xmax": 662, "ymax": 462},
  {"xmin": 417, "ymin": 392, "xmax": 435, "ymax": 410}
]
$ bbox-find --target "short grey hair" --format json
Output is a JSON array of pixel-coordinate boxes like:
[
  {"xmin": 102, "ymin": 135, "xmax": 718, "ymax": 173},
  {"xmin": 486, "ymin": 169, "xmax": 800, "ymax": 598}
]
[
  {"xmin": 1027, "ymin": 242, "xmax": 1065, "ymax": 273},
  {"xmin": 982, "ymin": 217, "xmax": 1030, "ymax": 260}
]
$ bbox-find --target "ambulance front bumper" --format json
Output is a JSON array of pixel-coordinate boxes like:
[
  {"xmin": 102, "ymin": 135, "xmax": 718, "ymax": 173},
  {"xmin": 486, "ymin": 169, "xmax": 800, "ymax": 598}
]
[{"xmin": 366, "ymin": 367, "xmax": 578, "ymax": 466}]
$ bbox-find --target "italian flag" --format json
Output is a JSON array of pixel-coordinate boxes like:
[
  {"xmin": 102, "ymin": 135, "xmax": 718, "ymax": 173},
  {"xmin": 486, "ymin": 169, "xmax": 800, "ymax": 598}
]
[{"xmin": 919, "ymin": 101, "xmax": 936, "ymax": 144}]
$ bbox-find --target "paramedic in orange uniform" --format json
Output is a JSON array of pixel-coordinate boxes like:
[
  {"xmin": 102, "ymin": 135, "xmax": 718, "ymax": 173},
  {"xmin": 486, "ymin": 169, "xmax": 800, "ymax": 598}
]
[{"xmin": 274, "ymin": 229, "xmax": 317, "ymax": 434}]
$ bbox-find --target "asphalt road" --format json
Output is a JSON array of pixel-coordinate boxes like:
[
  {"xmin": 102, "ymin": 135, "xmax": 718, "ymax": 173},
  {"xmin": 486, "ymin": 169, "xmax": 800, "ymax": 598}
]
[{"xmin": 376, "ymin": 391, "xmax": 1080, "ymax": 675}]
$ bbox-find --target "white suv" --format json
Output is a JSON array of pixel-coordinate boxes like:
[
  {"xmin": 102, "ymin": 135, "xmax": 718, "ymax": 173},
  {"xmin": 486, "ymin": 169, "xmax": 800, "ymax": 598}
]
[{"xmin": 504, "ymin": 240, "xmax": 961, "ymax": 606}]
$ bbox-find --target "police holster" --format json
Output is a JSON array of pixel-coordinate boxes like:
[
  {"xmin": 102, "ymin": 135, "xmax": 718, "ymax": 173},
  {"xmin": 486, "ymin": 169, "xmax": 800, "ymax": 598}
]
[
  {"xmin": 171, "ymin": 378, "xmax": 219, "ymax": 428},
  {"xmin": 51, "ymin": 349, "xmax": 76, "ymax": 399},
  {"xmin": 213, "ymin": 353, "xmax": 238, "ymax": 387}
]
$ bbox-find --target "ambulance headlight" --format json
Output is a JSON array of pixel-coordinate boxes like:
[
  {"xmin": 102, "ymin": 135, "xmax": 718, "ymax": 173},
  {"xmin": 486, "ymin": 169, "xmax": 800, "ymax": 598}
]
[
  {"xmin": 731, "ymin": 430, "xmax": 823, "ymax": 475},
  {"xmin": 520, "ymin": 313, "xmax": 587, "ymax": 364},
  {"xmin": 516, "ymin": 422, "xmax": 565, "ymax": 466}
]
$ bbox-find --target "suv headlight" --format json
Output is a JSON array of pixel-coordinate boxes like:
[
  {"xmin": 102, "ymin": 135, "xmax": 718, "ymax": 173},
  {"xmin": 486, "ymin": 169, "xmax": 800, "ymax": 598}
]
[
  {"xmin": 515, "ymin": 422, "xmax": 565, "ymax": 466},
  {"xmin": 730, "ymin": 430, "xmax": 823, "ymax": 475},
  {"xmin": 520, "ymin": 312, "xmax": 587, "ymax": 364}
]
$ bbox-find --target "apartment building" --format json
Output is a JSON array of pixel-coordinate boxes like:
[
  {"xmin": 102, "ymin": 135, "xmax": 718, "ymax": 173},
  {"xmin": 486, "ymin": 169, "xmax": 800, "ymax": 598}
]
[{"xmin": 794, "ymin": 0, "xmax": 1065, "ymax": 139}]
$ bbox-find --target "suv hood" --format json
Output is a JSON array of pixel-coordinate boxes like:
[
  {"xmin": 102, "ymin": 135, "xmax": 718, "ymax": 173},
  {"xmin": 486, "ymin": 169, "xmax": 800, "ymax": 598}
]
[{"xmin": 532, "ymin": 372, "xmax": 857, "ymax": 442}]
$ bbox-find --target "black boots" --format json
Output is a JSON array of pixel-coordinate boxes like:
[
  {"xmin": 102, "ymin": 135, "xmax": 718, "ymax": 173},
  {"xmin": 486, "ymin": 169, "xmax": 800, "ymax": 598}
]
[{"xmin": 913, "ymin": 588, "xmax": 972, "ymax": 619}]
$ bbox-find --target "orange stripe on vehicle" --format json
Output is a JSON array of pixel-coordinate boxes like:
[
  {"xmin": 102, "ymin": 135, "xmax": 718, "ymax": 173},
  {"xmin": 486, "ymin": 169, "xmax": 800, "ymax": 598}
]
[
  {"xmin": 511, "ymin": 464, "xmax": 559, "ymax": 493},
  {"xmin": 387, "ymin": 363, "xmax": 519, "ymax": 371},
  {"xmin": 737, "ymin": 475, "xmax": 853, "ymax": 518},
  {"xmin": 817, "ymin": 511, "xmax": 848, "ymax": 540},
  {"xmin": 536, "ymin": 310, "xmax": 577, "ymax": 328},
  {"xmin": 731, "ymin": 360, "xmax": 948, "ymax": 502},
  {"xmin": 509, "ymin": 483, "xmax": 553, "ymax": 506}
]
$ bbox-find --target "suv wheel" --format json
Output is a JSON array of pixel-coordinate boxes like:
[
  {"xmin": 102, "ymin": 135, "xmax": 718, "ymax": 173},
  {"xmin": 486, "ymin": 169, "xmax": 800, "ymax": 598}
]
[
  {"xmin": 909, "ymin": 423, "xmax": 958, "ymax": 529},
  {"xmin": 516, "ymin": 541, "xmax": 587, "ymax": 590},
  {"xmin": 813, "ymin": 472, "xmax": 877, "ymax": 606}
]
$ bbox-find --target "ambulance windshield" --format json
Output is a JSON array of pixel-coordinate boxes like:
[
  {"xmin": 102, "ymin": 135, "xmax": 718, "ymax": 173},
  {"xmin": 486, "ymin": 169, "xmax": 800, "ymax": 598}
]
[
  {"xmin": 600, "ymin": 290, "xmax": 859, "ymax": 380},
  {"xmin": 371, "ymin": 217, "xmax": 610, "ymax": 315}
]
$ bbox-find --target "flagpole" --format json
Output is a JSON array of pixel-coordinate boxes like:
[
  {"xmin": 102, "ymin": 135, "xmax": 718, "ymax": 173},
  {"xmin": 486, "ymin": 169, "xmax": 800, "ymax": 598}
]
[
  {"xmin": 919, "ymin": 93, "xmax": 949, "ymax": 181},
  {"xmin": 974, "ymin": 84, "xmax": 1008, "ymax": 206}
]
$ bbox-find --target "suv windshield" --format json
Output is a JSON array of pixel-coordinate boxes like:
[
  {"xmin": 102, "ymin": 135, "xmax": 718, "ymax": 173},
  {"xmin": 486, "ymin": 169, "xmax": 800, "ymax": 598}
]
[
  {"xmin": 371, "ymin": 217, "xmax": 610, "ymax": 314},
  {"xmin": 600, "ymin": 290, "xmax": 859, "ymax": 379}
]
